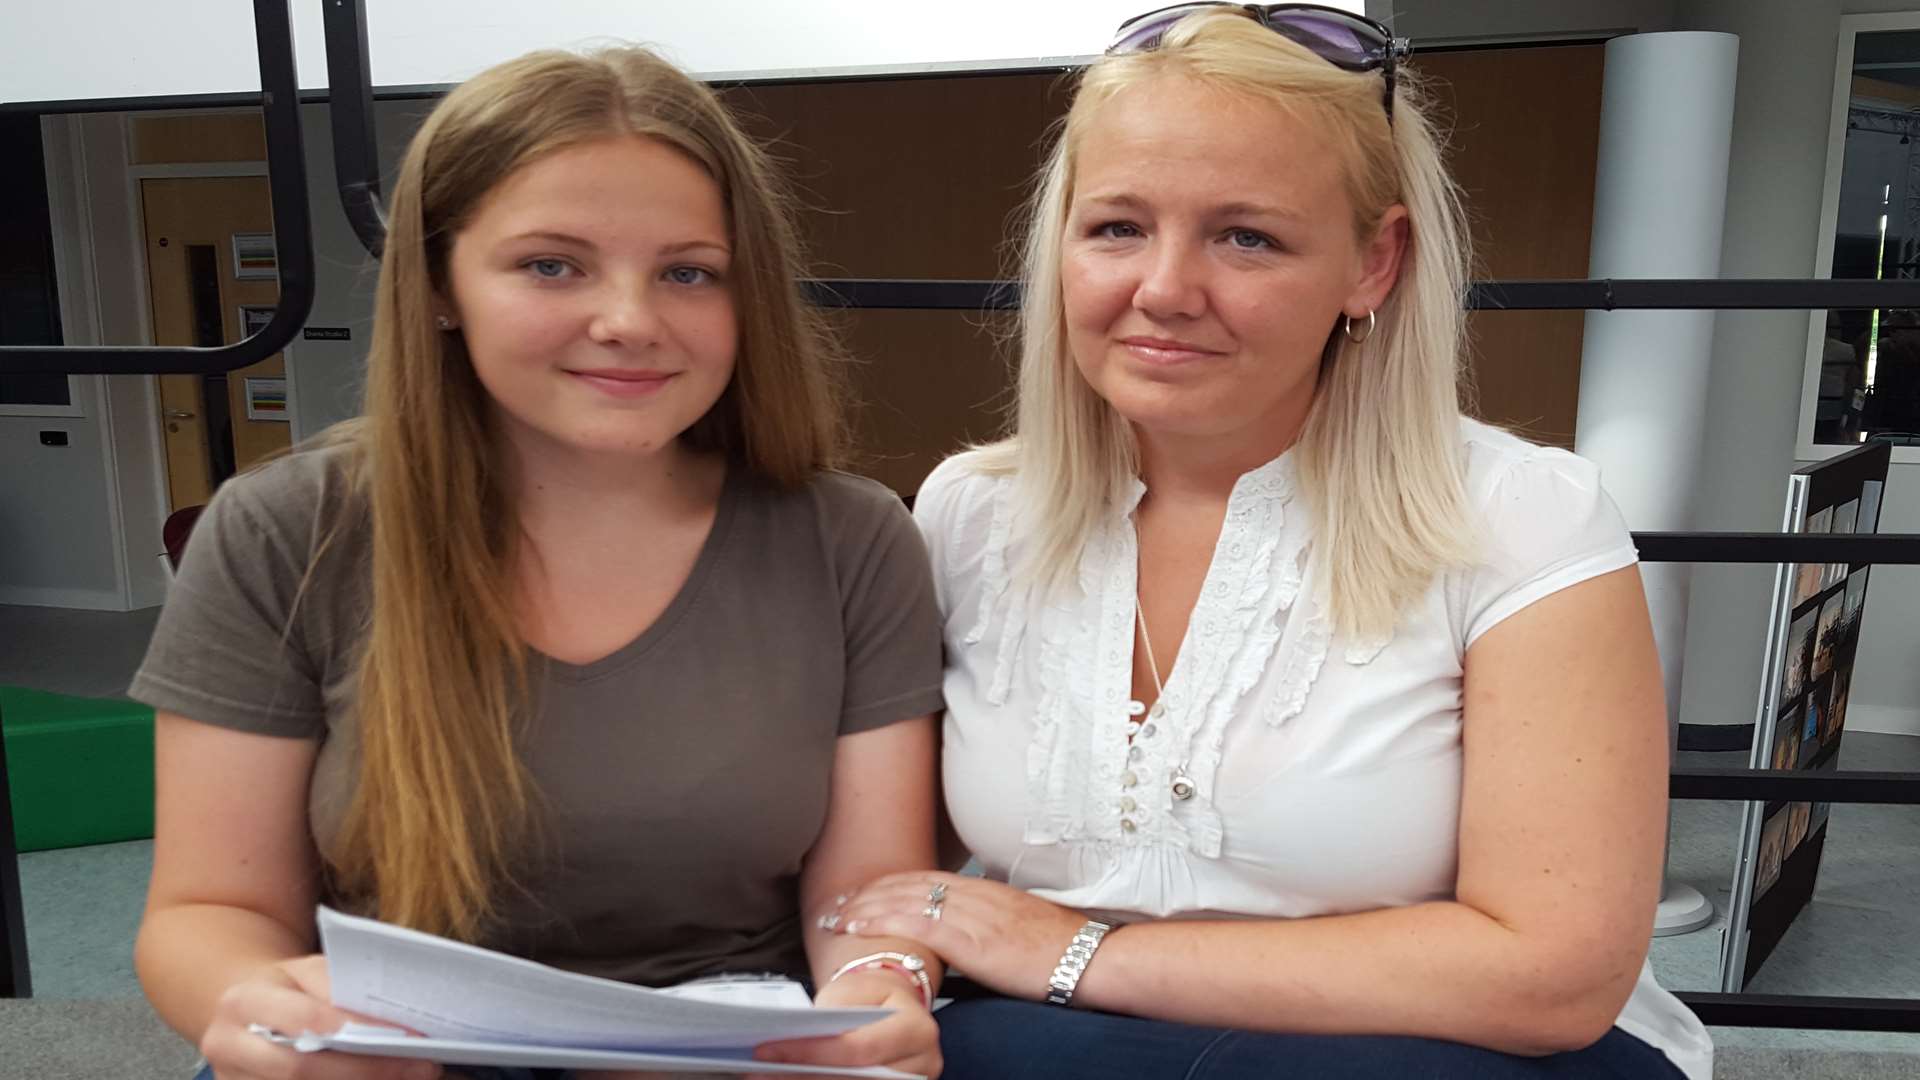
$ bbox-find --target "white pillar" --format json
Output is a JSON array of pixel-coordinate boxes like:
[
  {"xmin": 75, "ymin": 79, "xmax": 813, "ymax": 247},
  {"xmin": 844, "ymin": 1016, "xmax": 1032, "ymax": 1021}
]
[{"xmin": 1574, "ymin": 31, "xmax": 1740, "ymax": 936}]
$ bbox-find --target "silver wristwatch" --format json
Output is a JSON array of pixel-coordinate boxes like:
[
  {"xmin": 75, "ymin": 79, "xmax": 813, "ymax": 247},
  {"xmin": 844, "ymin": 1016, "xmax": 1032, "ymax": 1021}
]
[{"xmin": 1043, "ymin": 920, "xmax": 1112, "ymax": 1007}]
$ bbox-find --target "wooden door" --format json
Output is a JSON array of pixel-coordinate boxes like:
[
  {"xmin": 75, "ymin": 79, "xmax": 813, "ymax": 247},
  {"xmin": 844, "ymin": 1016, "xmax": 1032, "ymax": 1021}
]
[
  {"xmin": 1412, "ymin": 44, "xmax": 1607, "ymax": 447},
  {"xmin": 140, "ymin": 176, "xmax": 288, "ymax": 511}
]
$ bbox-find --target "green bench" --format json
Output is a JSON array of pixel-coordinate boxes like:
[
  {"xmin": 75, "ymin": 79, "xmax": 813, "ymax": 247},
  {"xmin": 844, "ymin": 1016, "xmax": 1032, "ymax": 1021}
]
[{"xmin": 0, "ymin": 687, "xmax": 155, "ymax": 853}]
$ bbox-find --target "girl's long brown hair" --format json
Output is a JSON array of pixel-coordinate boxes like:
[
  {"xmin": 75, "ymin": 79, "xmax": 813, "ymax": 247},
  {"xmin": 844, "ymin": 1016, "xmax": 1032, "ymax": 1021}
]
[{"xmin": 329, "ymin": 46, "xmax": 843, "ymax": 939}]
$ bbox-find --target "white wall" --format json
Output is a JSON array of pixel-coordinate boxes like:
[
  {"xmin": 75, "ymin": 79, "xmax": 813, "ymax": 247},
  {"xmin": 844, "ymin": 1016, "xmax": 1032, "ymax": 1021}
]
[
  {"xmin": 1366, "ymin": 0, "xmax": 1919, "ymax": 736},
  {"xmin": 1368, "ymin": 0, "xmax": 1679, "ymax": 43},
  {"xmin": 288, "ymin": 99, "xmax": 426, "ymax": 437},
  {"xmin": 1672, "ymin": 0, "xmax": 1920, "ymax": 738},
  {"xmin": 4, "ymin": 0, "xmax": 1363, "ymax": 105},
  {"xmin": 0, "ymin": 114, "xmax": 163, "ymax": 611},
  {"xmin": 11, "ymin": 97, "xmax": 419, "ymax": 610},
  {"xmin": 0, "ymin": 380, "xmax": 123, "ymax": 609}
]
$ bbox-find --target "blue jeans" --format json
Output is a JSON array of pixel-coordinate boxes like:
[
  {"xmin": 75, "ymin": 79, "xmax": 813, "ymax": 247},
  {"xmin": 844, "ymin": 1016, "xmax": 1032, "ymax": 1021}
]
[
  {"xmin": 193, "ymin": 1002, "xmax": 1686, "ymax": 1080},
  {"xmin": 935, "ymin": 996, "xmax": 1688, "ymax": 1080}
]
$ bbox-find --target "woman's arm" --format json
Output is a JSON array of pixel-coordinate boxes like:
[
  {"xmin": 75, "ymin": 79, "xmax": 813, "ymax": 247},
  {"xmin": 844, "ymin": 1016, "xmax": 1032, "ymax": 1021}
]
[
  {"xmin": 842, "ymin": 567, "xmax": 1668, "ymax": 1055},
  {"xmin": 136, "ymin": 712, "xmax": 325, "ymax": 1041},
  {"xmin": 800, "ymin": 715, "xmax": 945, "ymax": 997},
  {"xmin": 752, "ymin": 716, "xmax": 945, "ymax": 1078},
  {"xmin": 137, "ymin": 713, "xmax": 432, "ymax": 1080},
  {"xmin": 1075, "ymin": 566, "xmax": 1666, "ymax": 1053}
]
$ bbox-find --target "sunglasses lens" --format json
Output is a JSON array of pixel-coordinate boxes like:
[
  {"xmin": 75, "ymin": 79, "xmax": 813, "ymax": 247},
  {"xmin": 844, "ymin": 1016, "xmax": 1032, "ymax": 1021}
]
[
  {"xmin": 1268, "ymin": 11, "xmax": 1385, "ymax": 69},
  {"xmin": 1110, "ymin": 4, "xmax": 1216, "ymax": 53}
]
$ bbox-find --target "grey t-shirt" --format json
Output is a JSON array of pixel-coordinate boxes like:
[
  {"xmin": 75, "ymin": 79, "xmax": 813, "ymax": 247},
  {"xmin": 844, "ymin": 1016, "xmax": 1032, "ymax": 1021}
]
[{"xmin": 130, "ymin": 442, "xmax": 945, "ymax": 986}]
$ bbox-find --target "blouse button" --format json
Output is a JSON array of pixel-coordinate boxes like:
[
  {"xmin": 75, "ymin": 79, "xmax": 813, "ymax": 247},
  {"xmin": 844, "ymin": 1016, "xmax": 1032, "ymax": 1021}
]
[
  {"xmin": 1121, "ymin": 770, "xmax": 1138, "ymax": 788},
  {"xmin": 1141, "ymin": 723, "xmax": 1158, "ymax": 739},
  {"xmin": 1120, "ymin": 796, "xmax": 1137, "ymax": 813},
  {"xmin": 1120, "ymin": 818, "xmax": 1137, "ymax": 833},
  {"xmin": 1148, "ymin": 702, "xmax": 1167, "ymax": 720},
  {"xmin": 1128, "ymin": 746, "xmax": 1143, "ymax": 762}
]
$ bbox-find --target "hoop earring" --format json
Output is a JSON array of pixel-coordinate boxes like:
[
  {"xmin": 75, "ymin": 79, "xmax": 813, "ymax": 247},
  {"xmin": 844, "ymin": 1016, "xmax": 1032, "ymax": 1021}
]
[{"xmin": 1343, "ymin": 310, "xmax": 1376, "ymax": 344}]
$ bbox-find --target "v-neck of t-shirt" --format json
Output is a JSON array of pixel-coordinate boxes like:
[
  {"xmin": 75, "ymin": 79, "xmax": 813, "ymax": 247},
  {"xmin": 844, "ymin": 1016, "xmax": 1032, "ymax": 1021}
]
[{"xmin": 534, "ymin": 464, "xmax": 742, "ymax": 684}]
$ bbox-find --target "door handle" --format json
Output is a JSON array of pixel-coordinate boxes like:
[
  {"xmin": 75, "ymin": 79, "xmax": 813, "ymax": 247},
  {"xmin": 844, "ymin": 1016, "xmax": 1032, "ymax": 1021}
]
[{"xmin": 164, "ymin": 409, "xmax": 197, "ymax": 420}]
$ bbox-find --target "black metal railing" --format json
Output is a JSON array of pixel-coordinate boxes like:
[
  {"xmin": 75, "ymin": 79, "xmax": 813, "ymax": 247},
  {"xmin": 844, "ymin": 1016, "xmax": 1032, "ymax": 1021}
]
[{"xmin": 0, "ymin": 0, "xmax": 314, "ymax": 376}]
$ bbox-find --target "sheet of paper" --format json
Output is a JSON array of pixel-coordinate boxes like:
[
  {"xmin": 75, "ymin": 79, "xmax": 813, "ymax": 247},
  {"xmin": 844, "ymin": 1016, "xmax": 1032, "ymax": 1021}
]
[
  {"xmin": 318, "ymin": 907, "xmax": 889, "ymax": 1051},
  {"xmin": 657, "ymin": 976, "xmax": 816, "ymax": 1009},
  {"xmin": 300, "ymin": 1023, "xmax": 918, "ymax": 1079}
]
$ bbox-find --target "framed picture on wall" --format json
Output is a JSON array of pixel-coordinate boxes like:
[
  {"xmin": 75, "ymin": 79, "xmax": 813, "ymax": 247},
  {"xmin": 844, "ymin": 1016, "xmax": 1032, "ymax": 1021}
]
[
  {"xmin": 243, "ymin": 377, "xmax": 288, "ymax": 422},
  {"xmin": 239, "ymin": 304, "xmax": 275, "ymax": 338},
  {"xmin": 232, "ymin": 232, "xmax": 277, "ymax": 280}
]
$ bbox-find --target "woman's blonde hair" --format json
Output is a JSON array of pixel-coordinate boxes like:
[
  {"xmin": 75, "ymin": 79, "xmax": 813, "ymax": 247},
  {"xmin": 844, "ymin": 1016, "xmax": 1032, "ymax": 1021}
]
[
  {"xmin": 975, "ymin": 10, "xmax": 1477, "ymax": 642},
  {"xmin": 325, "ymin": 46, "xmax": 843, "ymax": 939}
]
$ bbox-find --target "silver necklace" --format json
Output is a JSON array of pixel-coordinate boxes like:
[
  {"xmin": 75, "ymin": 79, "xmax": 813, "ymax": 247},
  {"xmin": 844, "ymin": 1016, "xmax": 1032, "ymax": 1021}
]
[{"xmin": 1133, "ymin": 595, "xmax": 1197, "ymax": 802}]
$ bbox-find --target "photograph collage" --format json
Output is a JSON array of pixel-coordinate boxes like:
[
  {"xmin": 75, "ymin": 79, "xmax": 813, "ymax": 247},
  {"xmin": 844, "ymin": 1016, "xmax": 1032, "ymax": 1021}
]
[{"xmin": 1754, "ymin": 480, "xmax": 1883, "ymax": 902}]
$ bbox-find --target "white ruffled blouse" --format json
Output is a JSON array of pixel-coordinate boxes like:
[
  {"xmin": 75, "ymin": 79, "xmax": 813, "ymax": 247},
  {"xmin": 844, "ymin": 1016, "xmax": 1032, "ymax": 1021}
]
[{"xmin": 914, "ymin": 417, "xmax": 1712, "ymax": 1080}]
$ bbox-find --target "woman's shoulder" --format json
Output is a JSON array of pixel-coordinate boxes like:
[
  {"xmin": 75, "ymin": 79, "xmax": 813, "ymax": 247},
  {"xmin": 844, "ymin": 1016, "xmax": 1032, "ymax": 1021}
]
[
  {"xmin": 913, "ymin": 447, "xmax": 1013, "ymax": 526},
  {"xmin": 1455, "ymin": 417, "xmax": 1609, "ymax": 509},
  {"xmin": 805, "ymin": 467, "xmax": 911, "ymax": 514},
  {"xmin": 1450, "ymin": 417, "xmax": 1634, "ymax": 577},
  {"xmin": 745, "ymin": 467, "xmax": 919, "ymax": 560},
  {"xmin": 202, "ymin": 436, "xmax": 362, "ymax": 543}
]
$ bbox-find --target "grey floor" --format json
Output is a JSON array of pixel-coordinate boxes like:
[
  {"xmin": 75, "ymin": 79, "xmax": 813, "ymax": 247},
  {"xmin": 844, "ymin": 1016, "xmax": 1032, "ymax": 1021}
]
[
  {"xmin": 0, "ymin": 603, "xmax": 160, "ymax": 699},
  {"xmin": 5, "ymin": 603, "xmax": 1920, "ymax": 1067}
]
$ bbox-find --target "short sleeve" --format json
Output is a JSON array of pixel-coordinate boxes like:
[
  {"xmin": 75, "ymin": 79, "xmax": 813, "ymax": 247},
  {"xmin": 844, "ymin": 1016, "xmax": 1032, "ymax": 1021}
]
[
  {"xmin": 909, "ymin": 451, "xmax": 990, "ymax": 622},
  {"xmin": 825, "ymin": 476, "xmax": 947, "ymax": 735},
  {"xmin": 1460, "ymin": 448, "xmax": 1640, "ymax": 650},
  {"xmin": 128, "ymin": 463, "xmax": 329, "ymax": 738}
]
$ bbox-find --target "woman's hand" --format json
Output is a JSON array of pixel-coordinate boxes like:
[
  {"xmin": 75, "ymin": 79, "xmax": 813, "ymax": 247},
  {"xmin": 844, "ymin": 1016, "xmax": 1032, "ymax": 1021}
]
[
  {"xmin": 829, "ymin": 872, "xmax": 1087, "ymax": 1003},
  {"xmin": 750, "ymin": 972, "xmax": 941, "ymax": 1079},
  {"xmin": 198, "ymin": 954, "xmax": 439, "ymax": 1080}
]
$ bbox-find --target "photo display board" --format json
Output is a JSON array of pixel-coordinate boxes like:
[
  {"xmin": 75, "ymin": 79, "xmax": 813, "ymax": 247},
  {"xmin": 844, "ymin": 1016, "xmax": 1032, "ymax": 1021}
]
[{"xmin": 1720, "ymin": 439, "xmax": 1891, "ymax": 990}]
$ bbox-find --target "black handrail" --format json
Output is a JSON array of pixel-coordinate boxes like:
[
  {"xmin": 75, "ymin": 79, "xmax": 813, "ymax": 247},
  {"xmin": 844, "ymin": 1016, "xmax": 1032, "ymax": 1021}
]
[
  {"xmin": 17, "ymin": 0, "xmax": 1920, "ymax": 377},
  {"xmin": 0, "ymin": 0, "xmax": 313, "ymax": 377},
  {"xmin": 800, "ymin": 277, "xmax": 1920, "ymax": 313},
  {"xmin": 1670, "ymin": 768, "xmax": 1920, "ymax": 805},
  {"xmin": 1674, "ymin": 992, "xmax": 1920, "ymax": 1033},
  {"xmin": 322, "ymin": 0, "xmax": 385, "ymax": 258},
  {"xmin": 0, "ymin": 703, "xmax": 29, "ymax": 999},
  {"xmin": 1632, "ymin": 532, "xmax": 1920, "ymax": 565}
]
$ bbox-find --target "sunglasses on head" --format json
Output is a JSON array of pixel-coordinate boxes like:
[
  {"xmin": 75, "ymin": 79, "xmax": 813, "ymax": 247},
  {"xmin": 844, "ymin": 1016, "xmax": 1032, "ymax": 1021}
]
[{"xmin": 1108, "ymin": 3, "xmax": 1410, "ymax": 121}]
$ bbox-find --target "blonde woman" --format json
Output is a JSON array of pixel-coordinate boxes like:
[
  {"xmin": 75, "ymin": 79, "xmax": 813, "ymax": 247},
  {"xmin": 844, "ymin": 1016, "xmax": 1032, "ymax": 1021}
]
[
  {"xmin": 828, "ymin": 6, "xmax": 1711, "ymax": 1079},
  {"xmin": 131, "ymin": 47, "xmax": 943, "ymax": 1080}
]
